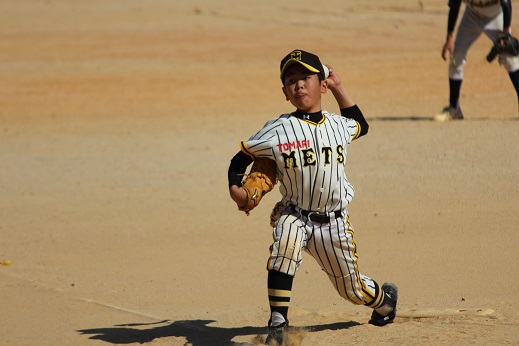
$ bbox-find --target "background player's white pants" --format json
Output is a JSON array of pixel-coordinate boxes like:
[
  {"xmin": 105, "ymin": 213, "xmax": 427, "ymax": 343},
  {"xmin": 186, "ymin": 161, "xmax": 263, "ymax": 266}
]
[
  {"xmin": 450, "ymin": 8, "xmax": 519, "ymax": 79},
  {"xmin": 268, "ymin": 203, "xmax": 377, "ymax": 305}
]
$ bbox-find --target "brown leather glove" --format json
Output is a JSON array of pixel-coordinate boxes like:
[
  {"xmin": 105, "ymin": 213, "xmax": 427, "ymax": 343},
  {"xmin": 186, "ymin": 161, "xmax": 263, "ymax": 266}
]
[{"xmin": 239, "ymin": 157, "xmax": 277, "ymax": 215}]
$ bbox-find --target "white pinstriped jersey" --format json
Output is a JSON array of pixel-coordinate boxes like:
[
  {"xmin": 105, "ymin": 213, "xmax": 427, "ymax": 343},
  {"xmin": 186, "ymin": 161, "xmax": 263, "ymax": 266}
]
[
  {"xmin": 463, "ymin": 0, "xmax": 503, "ymax": 18},
  {"xmin": 240, "ymin": 111, "xmax": 361, "ymax": 213}
]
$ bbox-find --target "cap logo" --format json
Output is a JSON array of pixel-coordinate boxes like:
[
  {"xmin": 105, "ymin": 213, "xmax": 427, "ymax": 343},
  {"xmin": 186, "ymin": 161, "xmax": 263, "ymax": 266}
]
[
  {"xmin": 291, "ymin": 51, "xmax": 302, "ymax": 61},
  {"xmin": 280, "ymin": 49, "xmax": 323, "ymax": 82}
]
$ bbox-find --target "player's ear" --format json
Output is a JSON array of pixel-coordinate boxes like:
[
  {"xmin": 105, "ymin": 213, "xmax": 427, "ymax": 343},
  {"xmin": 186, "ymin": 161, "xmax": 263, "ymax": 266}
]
[
  {"xmin": 321, "ymin": 79, "xmax": 328, "ymax": 94},
  {"xmin": 282, "ymin": 86, "xmax": 289, "ymax": 101}
]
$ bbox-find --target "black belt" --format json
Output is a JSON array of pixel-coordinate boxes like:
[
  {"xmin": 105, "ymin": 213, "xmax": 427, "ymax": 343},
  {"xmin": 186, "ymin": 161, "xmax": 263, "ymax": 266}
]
[{"xmin": 291, "ymin": 205, "xmax": 342, "ymax": 224}]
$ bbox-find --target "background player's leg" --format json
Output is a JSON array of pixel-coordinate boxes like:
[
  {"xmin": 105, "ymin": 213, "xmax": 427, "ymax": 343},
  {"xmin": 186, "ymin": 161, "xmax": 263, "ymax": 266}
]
[
  {"xmin": 450, "ymin": 10, "xmax": 483, "ymax": 80},
  {"xmin": 449, "ymin": 79, "xmax": 463, "ymax": 110},
  {"xmin": 481, "ymin": 13, "xmax": 519, "ymax": 111},
  {"xmin": 508, "ymin": 70, "xmax": 519, "ymax": 108},
  {"xmin": 444, "ymin": 10, "xmax": 482, "ymax": 117}
]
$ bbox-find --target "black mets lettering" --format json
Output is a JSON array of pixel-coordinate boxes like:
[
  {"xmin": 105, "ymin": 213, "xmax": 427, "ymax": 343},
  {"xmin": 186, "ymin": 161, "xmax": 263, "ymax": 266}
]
[
  {"xmin": 282, "ymin": 145, "xmax": 345, "ymax": 169},
  {"xmin": 337, "ymin": 145, "xmax": 344, "ymax": 163},
  {"xmin": 281, "ymin": 151, "xmax": 298, "ymax": 169},
  {"xmin": 321, "ymin": 147, "xmax": 333, "ymax": 165},
  {"xmin": 301, "ymin": 149, "xmax": 316, "ymax": 167}
]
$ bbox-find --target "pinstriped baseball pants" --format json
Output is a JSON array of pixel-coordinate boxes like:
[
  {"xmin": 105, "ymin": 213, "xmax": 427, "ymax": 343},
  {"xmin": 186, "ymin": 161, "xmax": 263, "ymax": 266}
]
[{"xmin": 268, "ymin": 204, "xmax": 381, "ymax": 307}]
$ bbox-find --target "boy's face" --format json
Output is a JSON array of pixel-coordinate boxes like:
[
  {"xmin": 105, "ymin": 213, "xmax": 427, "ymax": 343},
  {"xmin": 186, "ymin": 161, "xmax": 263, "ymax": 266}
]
[{"xmin": 282, "ymin": 64, "xmax": 327, "ymax": 113}]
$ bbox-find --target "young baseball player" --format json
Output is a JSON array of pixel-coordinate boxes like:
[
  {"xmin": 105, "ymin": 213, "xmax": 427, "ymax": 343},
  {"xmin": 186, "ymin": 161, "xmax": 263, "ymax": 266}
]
[
  {"xmin": 440, "ymin": 0, "xmax": 519, "ymax": 119},
  {"xmin": 227, "ymin": 49, "xmax": 398, "ymax": 345}
]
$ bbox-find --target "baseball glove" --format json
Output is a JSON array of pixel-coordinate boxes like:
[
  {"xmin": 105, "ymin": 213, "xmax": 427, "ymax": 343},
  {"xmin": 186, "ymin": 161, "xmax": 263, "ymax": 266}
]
[
  {"xmin": 487, "ymin": 32, "xmax": 519, "ymax": 62},
  {"xmin": 239, "ymin": 157, "xmax": 277, "ymax": 215}
]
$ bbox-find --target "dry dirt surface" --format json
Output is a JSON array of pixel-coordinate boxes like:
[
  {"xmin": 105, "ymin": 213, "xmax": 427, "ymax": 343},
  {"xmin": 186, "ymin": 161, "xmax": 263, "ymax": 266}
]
[{"xmin": 1, "ymin": 1, "xmax": 519, "ymax": 345}]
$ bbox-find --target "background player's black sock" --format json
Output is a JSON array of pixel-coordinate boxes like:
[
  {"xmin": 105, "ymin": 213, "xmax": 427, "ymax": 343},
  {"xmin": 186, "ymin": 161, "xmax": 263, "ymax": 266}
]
[
  {"xmin": 267, "ymin": 270, "xmax": 293, "ymax": 326},
  {"xmin": 508, "ymin": 70, "xmax": 519, "ymax": 106},
  {"xmin": 449, "ymin": 78, "xmax": 462, "ymax": 109}
]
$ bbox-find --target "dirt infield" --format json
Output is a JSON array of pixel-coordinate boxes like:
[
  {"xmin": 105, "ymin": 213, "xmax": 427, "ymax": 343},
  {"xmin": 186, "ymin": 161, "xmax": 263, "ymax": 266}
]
[{"xmin": 1, "ymin": 1, "xmax": 518, "ymax": 345}]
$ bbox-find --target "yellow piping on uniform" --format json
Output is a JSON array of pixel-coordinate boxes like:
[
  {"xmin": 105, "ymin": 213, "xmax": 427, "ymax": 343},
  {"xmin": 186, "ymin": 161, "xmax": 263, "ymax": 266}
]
[
  {"xmin": 318, "ymin": 114, "xmax": 326, "ymax": 125},
  {"xmin": 345, "ymin": 215, "xmax": 377, "ymax": 304},
  {"xmin": 239, "ymin": 141, "xmax": 256, "ymax": 159},
  {"xmin": 352, "ymin": 121, "xmax": 361, "ymax": 140}
]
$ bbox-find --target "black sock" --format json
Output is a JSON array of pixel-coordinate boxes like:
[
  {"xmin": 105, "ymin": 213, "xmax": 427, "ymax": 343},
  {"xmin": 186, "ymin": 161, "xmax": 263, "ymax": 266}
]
[
  {"xmin": 267, "ymin": 270, "xmax": 293, "ymax": 325},
  {"xmin": 449, "ymin": 78, "xmax": 462, "ymax": 109},
  {"xmin": 508, "ymin": 70, "xmax": 519, "ymax": 104},
  {"xmin": 364, "ymin": 281, "xmax": 383, "ymax": 308}
]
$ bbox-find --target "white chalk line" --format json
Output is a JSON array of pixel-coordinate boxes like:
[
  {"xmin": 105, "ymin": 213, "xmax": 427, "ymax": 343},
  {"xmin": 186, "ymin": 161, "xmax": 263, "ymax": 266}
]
[
  {"xmin": 1, "ymin": 271, "xmax": 169, "ymax": 322},
  {"xmin": 398, "ymin": 308, "xmax": 496, "ymax": 319},
  {"xmin": 80, "ymin": 298, "xmax": 169, "ymax": 322}
]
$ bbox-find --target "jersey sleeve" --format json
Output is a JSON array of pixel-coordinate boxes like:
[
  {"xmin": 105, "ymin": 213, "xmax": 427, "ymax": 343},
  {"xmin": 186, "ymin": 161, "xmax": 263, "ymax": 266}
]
[
  {"xmin": 344, "ymin": 117, "xmax": 361, "ymax": 143},
  {"xmin": 239, "ymin": 117, "xmax": 282, "ymax": 159},
  {"xmin": 239, "ymin": 138, "xmax": 275, "ymax": 159},
  {"xmin": 327, "ymin": 112, "xmax": 361, "ymax": 145},
  {"xmin": 340, "ymin": 105, "xmax": 369, "ymax": 139}
]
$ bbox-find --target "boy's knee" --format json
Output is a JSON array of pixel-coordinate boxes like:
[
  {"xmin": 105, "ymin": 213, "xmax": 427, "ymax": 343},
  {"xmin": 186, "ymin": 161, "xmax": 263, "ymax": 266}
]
[
  {"xmin": 449, "ymin": 57, "xmax": 466, "ymax": 80},
  {"xmin": 499, "ymin": 55, "xmax": 519, "ymax": 72}
]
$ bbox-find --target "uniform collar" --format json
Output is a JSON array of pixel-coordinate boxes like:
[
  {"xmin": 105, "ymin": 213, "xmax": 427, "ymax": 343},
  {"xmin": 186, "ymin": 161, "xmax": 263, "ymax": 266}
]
[{"xmin": 292, "ymin": 110, "xmax": 324, "ymax": 124}]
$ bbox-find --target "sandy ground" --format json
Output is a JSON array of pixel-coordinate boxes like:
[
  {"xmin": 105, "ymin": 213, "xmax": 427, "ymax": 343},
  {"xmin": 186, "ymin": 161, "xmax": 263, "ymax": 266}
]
[{"xmin": 1, "ymin": 1, "xmax": 519, "ymax": 345}]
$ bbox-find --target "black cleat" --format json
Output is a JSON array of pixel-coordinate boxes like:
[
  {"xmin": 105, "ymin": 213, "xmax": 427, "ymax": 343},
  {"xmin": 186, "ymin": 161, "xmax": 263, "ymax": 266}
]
[
  {"xmin": 265, "ymin": 321, "xmax": 288, "ymax": 346},
  {"xmin": 439, "ymin": 105, "xmax": 464, "ymax": 120},
  {"xmin": 369, "ymin": 283, "xmax": 398, "ymax": 326}
]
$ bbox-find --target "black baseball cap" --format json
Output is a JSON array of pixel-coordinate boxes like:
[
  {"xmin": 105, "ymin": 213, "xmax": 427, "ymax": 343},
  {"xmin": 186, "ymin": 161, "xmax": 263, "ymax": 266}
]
[{"xmin": 280, "ymin": 49, "xmax": 325, "ymax": 82}]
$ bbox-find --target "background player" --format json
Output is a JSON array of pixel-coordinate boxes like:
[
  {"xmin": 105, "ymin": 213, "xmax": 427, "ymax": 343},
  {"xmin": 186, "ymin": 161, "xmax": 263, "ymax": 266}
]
[
  {"xmin": 227, "ymin": 49, "xmax": 398, "ymax": 345},
  {"xmin": 440, "ymin": 0, "xmax": 519, "ymax": 119}
]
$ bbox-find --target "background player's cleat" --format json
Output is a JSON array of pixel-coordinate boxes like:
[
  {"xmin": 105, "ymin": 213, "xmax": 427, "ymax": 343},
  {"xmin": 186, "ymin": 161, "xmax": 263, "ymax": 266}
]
[
  {"xmin": 265, "ymin": 321, "xmax": 288, "ymax": 346},
  {"xmin": 440, "ymin": 105, "xmax": 464, "ymax": 120},
  {"xmin": 369, "ymin": 283, "xmax": 398, "ymax": 326}
]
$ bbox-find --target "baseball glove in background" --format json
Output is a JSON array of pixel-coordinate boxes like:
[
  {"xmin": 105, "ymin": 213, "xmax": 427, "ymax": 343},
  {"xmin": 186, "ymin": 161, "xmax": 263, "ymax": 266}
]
[
  {"xmin": 487, "ymin": 32, "xmax": 519, "ymax": 62},
  {"xmin": 239, "ymin": 157, "xmax": 277, "ymax": 215}
]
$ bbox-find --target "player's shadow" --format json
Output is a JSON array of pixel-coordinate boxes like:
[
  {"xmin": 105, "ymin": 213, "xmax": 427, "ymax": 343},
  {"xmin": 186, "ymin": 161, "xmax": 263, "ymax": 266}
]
[{"xmin": 77, "ymin": 319, "xmax": 360, "ymax": 345}]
